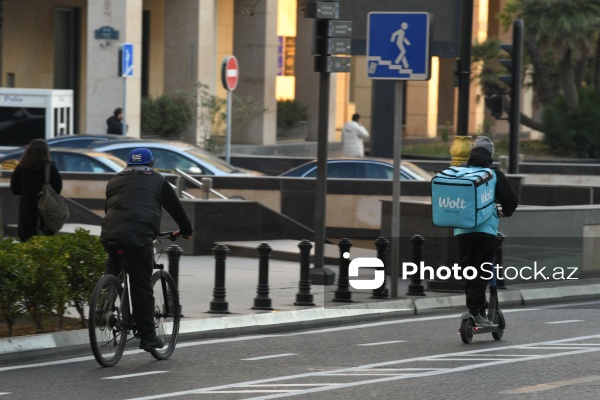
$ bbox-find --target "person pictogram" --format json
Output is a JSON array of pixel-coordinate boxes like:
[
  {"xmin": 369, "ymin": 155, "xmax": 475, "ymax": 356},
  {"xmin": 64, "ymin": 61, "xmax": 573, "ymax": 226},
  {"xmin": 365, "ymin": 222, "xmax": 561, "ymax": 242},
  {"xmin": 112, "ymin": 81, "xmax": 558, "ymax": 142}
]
[{"xmin": 391, "ymin": 22, "xmax": 411, "ymax": 69}]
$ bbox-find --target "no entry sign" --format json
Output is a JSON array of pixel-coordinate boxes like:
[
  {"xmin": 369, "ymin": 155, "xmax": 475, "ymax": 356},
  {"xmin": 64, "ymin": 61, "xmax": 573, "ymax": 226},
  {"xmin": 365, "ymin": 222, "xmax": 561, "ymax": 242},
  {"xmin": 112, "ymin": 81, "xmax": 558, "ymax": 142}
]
[{"xmin": 221, "ymin": 56, "xmax": 239, "ymax": 91}]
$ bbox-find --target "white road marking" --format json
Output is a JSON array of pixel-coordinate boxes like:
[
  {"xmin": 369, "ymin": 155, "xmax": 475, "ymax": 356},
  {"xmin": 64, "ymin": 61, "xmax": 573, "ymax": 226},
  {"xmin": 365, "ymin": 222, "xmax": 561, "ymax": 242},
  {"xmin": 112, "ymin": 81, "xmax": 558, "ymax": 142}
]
[
  {"xmin": 0, "ymin": 393, "xmax": 11, "ymax": 396},
  {"xmin": 545, "ymin": 320, "xmax": 584, "ymax": 324},
  {"xmin": 124, "ymin": 334, "xmax": 600, "ymax": 400},
  {"xmin": 358, "ymin": 340, "xmax": 406, "ymax": 346},
  {"xmin": 102, "ymin": 371, "xmax": 168, "ymax": 380},
  {"xmin": 242, "ymin": 354, "xmax": 296, "ymax": 361}
]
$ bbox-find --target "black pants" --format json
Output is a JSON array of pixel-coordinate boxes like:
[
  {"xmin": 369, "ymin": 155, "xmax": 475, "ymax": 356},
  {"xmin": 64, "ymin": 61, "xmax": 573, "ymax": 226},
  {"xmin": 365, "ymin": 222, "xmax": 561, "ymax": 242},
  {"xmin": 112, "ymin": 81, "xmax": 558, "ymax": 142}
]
[
  {"xmin": 457, "ymin": 233, "xmax": 496, "ymax": 315},
  {"xmin": 103, "ymin": 243, "xmax": 156, "ymax": 339}
]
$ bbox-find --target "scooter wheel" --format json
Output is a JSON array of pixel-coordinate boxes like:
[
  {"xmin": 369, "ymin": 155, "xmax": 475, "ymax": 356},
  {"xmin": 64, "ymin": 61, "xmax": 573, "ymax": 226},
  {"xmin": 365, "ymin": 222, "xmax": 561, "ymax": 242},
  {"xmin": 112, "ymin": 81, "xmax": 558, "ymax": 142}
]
[
  {"xmin": 460, "ymin": 318, "xmax": 474, "ymax": 344},
  {"xmin": 492, "ymin": 311, "xmax": 504, "ymax": 340}
]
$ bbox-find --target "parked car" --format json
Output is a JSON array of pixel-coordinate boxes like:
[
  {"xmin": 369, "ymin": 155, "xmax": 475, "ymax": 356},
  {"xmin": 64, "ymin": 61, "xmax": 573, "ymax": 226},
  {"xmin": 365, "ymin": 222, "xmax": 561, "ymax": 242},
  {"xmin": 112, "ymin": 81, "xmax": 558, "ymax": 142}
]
[
  {"xmin": 0, "ymin": 107, "xmax": 45, "ymax": 146},
  {"xmin": 47, "ymin": 133, "xmax": 137, "ymax": 148},
  {"xmin": 0, "ymin": 147, "xmax": 127, "ymax": 173},
  {"xmin": 90, "ymin": 140, "xmax": 263, "ymax": 175},
  {"xmin": 279, "ymin": 158, "xmax": 433, "ymax": 181}
]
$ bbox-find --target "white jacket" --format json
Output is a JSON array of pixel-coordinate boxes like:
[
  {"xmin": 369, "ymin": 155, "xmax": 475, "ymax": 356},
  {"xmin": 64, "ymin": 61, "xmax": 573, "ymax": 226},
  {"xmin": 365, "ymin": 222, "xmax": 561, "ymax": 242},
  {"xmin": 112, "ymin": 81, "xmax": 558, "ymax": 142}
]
[{"xmin": 342, "ymin": 121, "xmax": 370, "ymax": 157}]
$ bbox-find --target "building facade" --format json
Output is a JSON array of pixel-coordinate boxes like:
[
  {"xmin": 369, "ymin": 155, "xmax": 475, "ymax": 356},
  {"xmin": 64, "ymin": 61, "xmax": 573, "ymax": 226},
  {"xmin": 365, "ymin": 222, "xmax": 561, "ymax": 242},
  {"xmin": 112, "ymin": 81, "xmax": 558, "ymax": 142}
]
[{"xmin": 0, "ymin": 0, "xmax": 518, "ymax": 150}]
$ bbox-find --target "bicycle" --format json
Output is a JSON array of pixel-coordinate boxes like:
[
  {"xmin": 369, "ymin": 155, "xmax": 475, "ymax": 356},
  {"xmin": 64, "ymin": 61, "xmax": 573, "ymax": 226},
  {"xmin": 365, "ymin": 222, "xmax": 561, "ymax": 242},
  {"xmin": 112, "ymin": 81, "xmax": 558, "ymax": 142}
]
[{"xmin": 88, "ymin": 232, "xmax": 181, "ymax": 367}]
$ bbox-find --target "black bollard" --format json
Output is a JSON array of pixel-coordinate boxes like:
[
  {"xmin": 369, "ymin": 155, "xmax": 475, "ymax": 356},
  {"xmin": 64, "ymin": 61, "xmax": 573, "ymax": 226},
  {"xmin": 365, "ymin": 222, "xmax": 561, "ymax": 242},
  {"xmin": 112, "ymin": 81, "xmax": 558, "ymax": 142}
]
[
  {"xmin": 406, "ymin": 235, "xmax": 426, "ymax": 296},
  {"xmin": 294, "ymin": 239, "xmax": 315, "ymax": 306},
  {"xmin": 253, "ymin": 243, "xmax": 273, "ymax": 310},
  {"xmin": 496, "ymin": 232, "xmax": 506, "ymax": 289},
  {"xmin": 207, "ymin": 244, "xmax": 230, "ymax": 314},
  {"xmin": 333, "ymin": 238, "xmax": 353, "ymax": 302},
  {"xmin": 371, "ymin": 237, "xmax": 390, "ymax": 299},
  {"xmin": 167, "ymin": 244, "xmax": 183, "ymax": 290}
]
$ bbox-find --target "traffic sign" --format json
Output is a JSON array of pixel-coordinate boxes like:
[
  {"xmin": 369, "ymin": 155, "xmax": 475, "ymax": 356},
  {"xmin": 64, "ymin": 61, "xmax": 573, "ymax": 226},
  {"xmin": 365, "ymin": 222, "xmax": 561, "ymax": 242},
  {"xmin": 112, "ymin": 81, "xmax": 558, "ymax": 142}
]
[
  {"xmin": 121, "ymin": 43, "xmax": 134, "ymax": 77},
  {"xmin": 367, "ymin": 12, "xmax": 430, "ymax": 80},
  {"xmin": 314, "ymin": 56, "xmax": 351, "ymax": 73},
  {"xmin": 221, "ymin": 56, "xmax": 239, "ymax": 91},
  {"xmin": 304, "ymin": 1, "xmax": 340, "ymax": 20}
]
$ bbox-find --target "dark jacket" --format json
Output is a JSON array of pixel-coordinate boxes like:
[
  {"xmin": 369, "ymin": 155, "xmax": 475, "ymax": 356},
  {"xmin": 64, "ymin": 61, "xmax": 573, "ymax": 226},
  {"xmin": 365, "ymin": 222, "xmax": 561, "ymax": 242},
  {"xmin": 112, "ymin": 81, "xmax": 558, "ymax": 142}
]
[
  {"xmin": 10, "ymin": 162, "xmax": 63, "ymax": 242},
  {"xmin": 454, "ymin": 147, "xmax": 518, "ymax": 236},
  {"xmin": 106, "ymin": 116, "xmax": 123, "ymax": 135},
  {"xmin": 100, "ymin": 167, "xmax": 193, "ymax": 247}
]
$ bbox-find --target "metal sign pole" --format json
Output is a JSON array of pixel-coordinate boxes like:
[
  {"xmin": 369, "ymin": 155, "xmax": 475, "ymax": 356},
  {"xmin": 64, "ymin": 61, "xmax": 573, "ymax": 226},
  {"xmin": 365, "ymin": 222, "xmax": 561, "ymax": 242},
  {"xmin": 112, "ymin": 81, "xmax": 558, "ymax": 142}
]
[
  {"xmin": 390, "ymin": 80, "xmax": 404, "ymax": 298},
  {"xmin": 122, "ymin": 77, "xmax": 127, "ymax": 136},
  {"xmin": 226, "ymin": 89, "xmax": 232, "ymax": 163}
]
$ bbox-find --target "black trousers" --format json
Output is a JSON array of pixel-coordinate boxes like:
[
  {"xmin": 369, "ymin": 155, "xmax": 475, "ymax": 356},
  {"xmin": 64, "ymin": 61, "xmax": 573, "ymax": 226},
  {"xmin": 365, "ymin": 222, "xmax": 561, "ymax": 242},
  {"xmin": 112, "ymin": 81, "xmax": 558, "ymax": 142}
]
[
  {"xmin": 103, "ymin": 243, "xmax": 156, "ymax": 339},
  {"xmin": 457, "ymin": 233, "xmax": 496, "ymax": 315}
]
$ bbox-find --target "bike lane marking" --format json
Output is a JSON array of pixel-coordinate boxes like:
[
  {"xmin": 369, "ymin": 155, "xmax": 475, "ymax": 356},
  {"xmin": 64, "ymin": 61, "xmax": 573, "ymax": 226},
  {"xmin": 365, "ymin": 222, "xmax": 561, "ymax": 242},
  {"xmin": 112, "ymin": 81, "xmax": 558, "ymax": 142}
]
[
  {"xmin": 123, "ymin": 334, "xmax": 600, "ymax": 400},
  {"xmin": 241, "ymin": 354, "xmax": 296, "ymax": 361},
  {"xmin": 102, "ymin": 371, "xmax": 169, "ymax": 380}
]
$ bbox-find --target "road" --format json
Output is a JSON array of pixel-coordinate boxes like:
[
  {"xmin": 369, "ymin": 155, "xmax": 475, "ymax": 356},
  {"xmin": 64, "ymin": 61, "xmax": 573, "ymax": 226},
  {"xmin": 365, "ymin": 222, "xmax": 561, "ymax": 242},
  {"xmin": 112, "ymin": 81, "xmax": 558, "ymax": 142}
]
[{"xmin": 2, "ymin": 301, "xmax": 600, "ymax": 399}]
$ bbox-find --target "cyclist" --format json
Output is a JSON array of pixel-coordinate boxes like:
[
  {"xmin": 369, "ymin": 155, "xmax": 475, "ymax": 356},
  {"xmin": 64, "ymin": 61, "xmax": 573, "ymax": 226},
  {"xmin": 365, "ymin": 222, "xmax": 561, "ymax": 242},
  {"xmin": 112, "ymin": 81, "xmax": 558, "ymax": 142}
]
[{"xmin": 100, "ymin": 148, "xmax": 193, "ymax": 351}]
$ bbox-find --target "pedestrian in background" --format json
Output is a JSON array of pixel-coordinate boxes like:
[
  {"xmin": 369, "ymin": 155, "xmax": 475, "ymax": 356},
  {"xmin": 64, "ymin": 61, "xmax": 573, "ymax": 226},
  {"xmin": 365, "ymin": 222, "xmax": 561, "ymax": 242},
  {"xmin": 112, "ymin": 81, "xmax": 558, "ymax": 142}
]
[
  {"xmin": 342, "ymin": 113, "xmax": 370, "ymax": 157},
  {"xmin": 10, "ymin": 139, "xmax": 63, "ymax": 242},
  {"xmin": 456, "ymin": 136, "xmax": 518, "ymax": 326},
  {"xmin": 106, "ymin": 107, "xmax": 125, "ymax": 135}
]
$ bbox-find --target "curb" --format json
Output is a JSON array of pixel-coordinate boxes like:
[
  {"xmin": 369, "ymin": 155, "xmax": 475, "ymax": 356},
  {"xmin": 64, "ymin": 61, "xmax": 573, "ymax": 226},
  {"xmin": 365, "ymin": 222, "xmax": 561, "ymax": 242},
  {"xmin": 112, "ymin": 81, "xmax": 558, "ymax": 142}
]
[{"xmin": 2, "ymin": 284, "xmax": 600, "ymax": 365}]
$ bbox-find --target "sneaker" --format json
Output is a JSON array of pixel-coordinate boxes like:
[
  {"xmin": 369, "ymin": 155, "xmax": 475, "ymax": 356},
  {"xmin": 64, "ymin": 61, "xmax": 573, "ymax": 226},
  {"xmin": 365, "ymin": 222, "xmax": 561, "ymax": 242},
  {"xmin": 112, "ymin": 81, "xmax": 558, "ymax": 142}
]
[
  {"xmin": 473, "ymin": 314, "xmax": 493, "ymax": 327},
  {"xmin": 139, "ymin": 335, "xmax": 165, "ymax": 351}
]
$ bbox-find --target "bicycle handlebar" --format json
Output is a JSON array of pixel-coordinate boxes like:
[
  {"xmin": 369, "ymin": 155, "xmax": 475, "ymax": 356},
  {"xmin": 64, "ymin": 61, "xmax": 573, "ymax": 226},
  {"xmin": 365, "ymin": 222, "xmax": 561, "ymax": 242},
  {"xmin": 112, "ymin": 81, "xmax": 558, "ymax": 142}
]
[{"xmin": 157, "ymin": 231, "xmax": 178, "ymax": 241}]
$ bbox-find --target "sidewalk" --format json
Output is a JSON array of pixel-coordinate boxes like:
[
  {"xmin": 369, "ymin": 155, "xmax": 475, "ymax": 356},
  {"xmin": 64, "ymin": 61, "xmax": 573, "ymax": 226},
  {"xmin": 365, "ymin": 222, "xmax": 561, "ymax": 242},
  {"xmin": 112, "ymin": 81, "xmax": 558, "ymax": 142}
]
[{"xmin": 2, "ymin": 251, "xmax": 600, "ymax": 365}]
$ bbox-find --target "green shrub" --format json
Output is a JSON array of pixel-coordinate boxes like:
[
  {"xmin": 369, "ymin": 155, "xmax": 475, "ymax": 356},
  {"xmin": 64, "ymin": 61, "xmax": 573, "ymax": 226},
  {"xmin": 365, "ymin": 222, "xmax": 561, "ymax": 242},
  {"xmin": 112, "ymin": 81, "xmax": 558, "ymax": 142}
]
[
  {"xmin": 141, "ymin": 90, "xmax": 196, "ymax": 137},
  {"xmin": 57, "ymin": 228, "xmax": 105, "ymax": 328},
  {"xmin": 18, "ymin": 236, "xmax": 70, "ymax": 333},
  {"xmin": 277, "ymin": 99, "xmax": 309, "ymax": 128},
  {"xmin": 0, "ymin": 238, "xmax": 25, "ymax": 336}
]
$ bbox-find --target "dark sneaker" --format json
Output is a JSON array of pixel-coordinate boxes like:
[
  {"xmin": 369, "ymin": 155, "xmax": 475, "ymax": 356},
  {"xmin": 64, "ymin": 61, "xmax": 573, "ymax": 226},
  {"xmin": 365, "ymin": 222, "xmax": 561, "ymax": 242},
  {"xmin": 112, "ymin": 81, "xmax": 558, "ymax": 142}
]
[
  {"xmin": 474, "ymin": 314, "xmax": 493, "ymax": 327},
  {"xmin": 139, "ymin": 335, "xmax": 164, "ymax": 351}
]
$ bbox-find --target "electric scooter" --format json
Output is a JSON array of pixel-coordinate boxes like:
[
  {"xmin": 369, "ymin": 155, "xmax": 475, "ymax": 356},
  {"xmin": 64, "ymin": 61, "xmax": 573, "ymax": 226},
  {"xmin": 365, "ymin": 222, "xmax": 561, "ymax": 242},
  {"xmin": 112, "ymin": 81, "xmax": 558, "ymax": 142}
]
[{"xmin": 459, "ymin": 273, "xmax": 506, "ymax": 344}]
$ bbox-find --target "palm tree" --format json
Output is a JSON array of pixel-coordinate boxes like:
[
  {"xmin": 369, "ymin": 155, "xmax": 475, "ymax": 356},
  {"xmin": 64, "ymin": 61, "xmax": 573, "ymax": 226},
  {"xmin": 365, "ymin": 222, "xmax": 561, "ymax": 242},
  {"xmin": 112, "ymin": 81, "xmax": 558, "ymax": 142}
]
[{"xmin": 501, "ymin": 0, "xmax": 600, "ymax": 115}]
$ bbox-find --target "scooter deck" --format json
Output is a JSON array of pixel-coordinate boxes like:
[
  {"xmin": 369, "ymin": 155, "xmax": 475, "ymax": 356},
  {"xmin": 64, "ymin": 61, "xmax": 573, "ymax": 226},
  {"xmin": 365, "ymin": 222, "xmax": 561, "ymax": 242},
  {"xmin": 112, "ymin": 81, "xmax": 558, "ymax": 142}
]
[{"xmin": 471, "ymin": 324, "xmax": 500, "ymax": 334}]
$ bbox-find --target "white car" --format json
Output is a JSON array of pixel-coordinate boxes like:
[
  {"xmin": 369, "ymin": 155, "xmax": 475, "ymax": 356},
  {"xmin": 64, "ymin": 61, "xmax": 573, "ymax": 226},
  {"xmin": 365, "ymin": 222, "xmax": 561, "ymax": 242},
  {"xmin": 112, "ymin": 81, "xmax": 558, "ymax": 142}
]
[{"xmin": 91, "ymin": 140, "xmax": 262, "ymax": 175}]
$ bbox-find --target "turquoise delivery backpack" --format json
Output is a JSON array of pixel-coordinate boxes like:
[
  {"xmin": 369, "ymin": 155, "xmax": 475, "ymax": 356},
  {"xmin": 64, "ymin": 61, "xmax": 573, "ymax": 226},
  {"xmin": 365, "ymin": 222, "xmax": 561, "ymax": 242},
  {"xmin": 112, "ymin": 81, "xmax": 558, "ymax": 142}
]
[{"xmin": 431, "ymin": 166, "xmax": 497, "ymax": 229}]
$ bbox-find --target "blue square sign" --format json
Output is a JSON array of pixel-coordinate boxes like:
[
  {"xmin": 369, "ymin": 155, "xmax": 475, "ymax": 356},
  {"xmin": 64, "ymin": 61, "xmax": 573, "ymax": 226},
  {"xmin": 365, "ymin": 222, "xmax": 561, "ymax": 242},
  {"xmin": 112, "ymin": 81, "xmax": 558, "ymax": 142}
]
[
  {"xmin": 121, "ymin": 43, "xmax": 134, "ymax": 77},
  {"xmin": 367, "ymin": 12, "xmax": 430, "ymax": 80}
]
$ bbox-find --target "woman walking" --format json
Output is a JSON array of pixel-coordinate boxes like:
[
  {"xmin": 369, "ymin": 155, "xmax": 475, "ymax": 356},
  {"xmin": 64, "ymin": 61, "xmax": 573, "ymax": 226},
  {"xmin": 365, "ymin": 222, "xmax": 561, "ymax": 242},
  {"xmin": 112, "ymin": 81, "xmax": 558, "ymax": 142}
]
[{"xmin": 10, "ymin": 139, "xmax": 63, "ymax": 242}]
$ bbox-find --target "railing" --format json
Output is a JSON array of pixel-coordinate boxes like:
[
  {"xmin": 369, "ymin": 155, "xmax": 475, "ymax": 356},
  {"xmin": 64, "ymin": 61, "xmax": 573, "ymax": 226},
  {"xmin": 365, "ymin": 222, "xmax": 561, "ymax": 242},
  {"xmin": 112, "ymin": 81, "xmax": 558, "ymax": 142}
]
[{"xmin": 174, "ymin": 168, "xmax": 228, "ymax": 200}]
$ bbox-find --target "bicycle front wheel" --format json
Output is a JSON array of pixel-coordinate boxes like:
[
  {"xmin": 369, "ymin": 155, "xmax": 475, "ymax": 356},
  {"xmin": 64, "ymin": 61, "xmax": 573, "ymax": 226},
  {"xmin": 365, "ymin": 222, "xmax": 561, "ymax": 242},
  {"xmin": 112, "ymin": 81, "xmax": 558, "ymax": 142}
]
[
  {"xmin": 88, "ymin": 274, "xmax": 127, "ymax": 367},
  {"xmin": 150, "ymin": 271, "xmax": 180, "ymax": 360}
]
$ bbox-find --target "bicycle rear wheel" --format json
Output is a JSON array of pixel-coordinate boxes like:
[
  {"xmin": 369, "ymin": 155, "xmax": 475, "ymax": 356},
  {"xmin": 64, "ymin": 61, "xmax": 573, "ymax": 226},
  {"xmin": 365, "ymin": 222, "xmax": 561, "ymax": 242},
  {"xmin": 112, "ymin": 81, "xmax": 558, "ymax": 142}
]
[
  {"xmin": 88, "ymin": 274, "xmax": 127, "ymax": 367},
  {"xmin": 150, "ymin": 271, "xmax": 180, "ymax": 360}
]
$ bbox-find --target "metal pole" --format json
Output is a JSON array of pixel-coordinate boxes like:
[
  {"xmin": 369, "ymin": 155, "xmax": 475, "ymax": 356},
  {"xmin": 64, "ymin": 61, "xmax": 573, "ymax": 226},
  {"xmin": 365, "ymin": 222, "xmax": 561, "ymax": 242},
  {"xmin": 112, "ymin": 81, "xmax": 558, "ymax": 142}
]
[
  {"xmin": 167, "ymin": 244, "xmax": 183, "ymax": 290},
  {"xmin": 310, "ymin": 67, "xmax": 334, "ymax": 285},
  {"xmin": 371, "ymin": 237, "xmax": 389, "ymax": 299},
  {"xmin": 332, "ymin": 238, "xmax": 353, "ymax": 302},
  {"xmin": 508, "ymin": 20, "xmax": 523, "ymax": 174},
  {"xmin": 295, "ymin": 239, "xmax": 315, "ymax": 306},
  {"xmin": 208, "ymin": 244, "xmax": 230, "ymax": 314},
  {"xmin": 122, "ymin": 77, "xmax": 127, "ymax": 136},
  {"xmin": 253, "ymin": 243, "xmax": 273, "ymax": 310},
  {"xmin": 456, "ymin": 0, "xmax": 473, "ymax": 137},
  {"xmin": 406, "ymin": 235, "xmax": 426, "ymax": 296},
  {"xmin": 390, "ymin": 80, "xmax": 404, "ymax": 298},
  {"xmin": 225, "ymin": 89, "xmax": 232, "ymax": 163}
]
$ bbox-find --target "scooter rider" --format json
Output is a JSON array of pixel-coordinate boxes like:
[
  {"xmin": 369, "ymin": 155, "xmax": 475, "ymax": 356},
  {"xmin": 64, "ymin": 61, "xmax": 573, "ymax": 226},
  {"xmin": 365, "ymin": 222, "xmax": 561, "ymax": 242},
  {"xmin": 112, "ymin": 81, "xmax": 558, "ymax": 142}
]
[{"xmin": 455, "ymin": 136, "xmax": 518, "ymax": 326}]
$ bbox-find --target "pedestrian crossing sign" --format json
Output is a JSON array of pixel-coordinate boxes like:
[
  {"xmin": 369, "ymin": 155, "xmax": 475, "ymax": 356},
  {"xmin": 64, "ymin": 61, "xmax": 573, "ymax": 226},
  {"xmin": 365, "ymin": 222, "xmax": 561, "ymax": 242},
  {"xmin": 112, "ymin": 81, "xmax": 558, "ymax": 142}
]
[{"xmin": 367, "ymin": 12, "xmax": 431, "ymax": 80}]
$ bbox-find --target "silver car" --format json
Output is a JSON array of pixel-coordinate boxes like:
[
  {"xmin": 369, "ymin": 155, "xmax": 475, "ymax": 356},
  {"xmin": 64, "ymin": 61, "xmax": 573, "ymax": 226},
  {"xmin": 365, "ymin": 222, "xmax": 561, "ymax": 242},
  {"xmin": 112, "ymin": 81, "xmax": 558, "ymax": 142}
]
[{"xmin": 91, "ymin": 140, "xmax": 262, "ymax": 175}]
